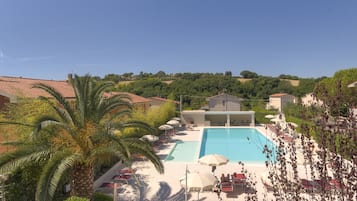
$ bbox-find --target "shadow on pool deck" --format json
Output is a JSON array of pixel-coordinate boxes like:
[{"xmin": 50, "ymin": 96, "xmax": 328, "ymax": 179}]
[
  {"xmin": 175, "ymin": 131, "xmax": 188, "ymax": 136},
  {"xmin": 150, "ymin": 182, "xmax": 195, "ymax": 201},
  {"xmin": 222, "ymin": 184, "xmax": 257, "ymax": 200}
]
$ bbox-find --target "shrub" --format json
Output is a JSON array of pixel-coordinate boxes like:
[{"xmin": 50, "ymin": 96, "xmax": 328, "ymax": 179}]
[
  {"xmin": 64, "ymin": 196, "xmax": 90, "ymax": 201},
  {"xmin": 93, "ymin": 192, "xmax": 113, "ymax": 201}
]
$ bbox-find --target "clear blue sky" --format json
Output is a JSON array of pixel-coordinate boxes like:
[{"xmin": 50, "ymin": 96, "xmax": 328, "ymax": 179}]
[{"xmin": 1, "ymin": 0, "xmax": 357, "ymax": 80}]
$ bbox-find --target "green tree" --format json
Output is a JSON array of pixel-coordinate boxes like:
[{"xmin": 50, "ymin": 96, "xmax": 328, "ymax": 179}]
[
  {"xmin": 294, "ymin": 78, "xmax": 317, "ymax": 97},
  {"xmin": 224, "ymin": 71, "xmax": 232, "ymax": 77},
  {"xmin": 154, "ymin": 71, "xmax": 166, "ymax": 79},
  {"xmin": 240, "ymin": 70, "xmax": 259, "ymax": 78},
  {"xmin": 278, "ymin": 74, "xmax": 299, "ymax": 80},
  {"xmin": 0, "ymin": 75, "xmax": 164, "ymax": 201},
  {"xmin": 121, "ymin": 72, "xmax": 134, "ymax": 81},
  {"xmin": 103, "ymin": 73, "xmax": 121, "ymax": 83},
  {"xmin": 314, "ymin": 68, "xmax": 357, "ymax": 116},
  {"xmin": 117, "ymin": 78, "xmax": 169, "ymax": 97},
  {"xmin": 132, "ymin": 100, "xmax": 176, "ymax": 130},
  {"xmin": 0, "ymin": 98, "xmax": 60, "ymax": 200}
]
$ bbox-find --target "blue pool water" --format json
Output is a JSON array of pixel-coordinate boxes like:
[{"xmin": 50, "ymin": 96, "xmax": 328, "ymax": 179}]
[
  {"xmin": 165, "ymin": 141, "xmax": 200, "ymax": 162},
  {"xmin": 165, "ymin": 128, "xmax": 276, "ymax": 163},
  {"xmin": 200, "ymin": 128, "xmax": 276, "ymax": 163}
]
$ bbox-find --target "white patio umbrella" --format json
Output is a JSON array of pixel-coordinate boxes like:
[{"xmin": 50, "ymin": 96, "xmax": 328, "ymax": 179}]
[
  {"xmin": 140, "ymin": 134, "xmax": 159, "ymax": 142},
  {"xmin": 166, "ymin": 119, "xmax": 180, "ymax": 135},
  {"xmin": 167, "ymin": 119, "xmax": 180, "ymax": 127},
  {"xmin": 158, "ymin": 124, "xmax": 173, "ymax": 137},
  {"xmin": 270, "ymin": 118, "xmax": 283, "ymax": 127},
  {"xmin": 180, "ymin": 171, "xmax": 218, "ymax": 201},
  {"xmin": 198, "ymin": 154, "xmax": 229, "ymax": 173},
  {"xmin": 287, "ymin": 122, "xmax": 298, "ymax": 128},
  {"xmin": 270, "ymin": 118, "xmax": 281, "ymax": 122},
  {"xmin": 158, "ymin": 124, "xmax": 173, "ymax": 131},
  {"xmin": 171, "ymin": 117, "xmax": 181, "ymax": 121},
  {"xmin": 265, "ymin": 114, "xmax": 275, "ymax": 119},
  {"xmin": 198, "ymin": 154, "xmax": 229, "ymax": 166}
]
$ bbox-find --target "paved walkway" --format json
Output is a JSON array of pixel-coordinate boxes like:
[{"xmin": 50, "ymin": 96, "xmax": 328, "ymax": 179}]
[{"xmin": 93, "ymin": 126, "xmax": 316, "ymax": 201}]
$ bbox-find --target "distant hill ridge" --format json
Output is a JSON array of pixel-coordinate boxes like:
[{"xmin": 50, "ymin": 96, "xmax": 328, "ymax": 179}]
[{"xmin": 119, "ymin": 78, "xmax": 300, "ymax": 86}]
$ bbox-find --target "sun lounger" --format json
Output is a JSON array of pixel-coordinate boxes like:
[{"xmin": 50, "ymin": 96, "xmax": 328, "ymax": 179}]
[
  {"xmin": 313, "ymin": 179, "xmax": 333, "ymax": 191},
  {"xmin": 300, "ymin": 178, "xmax": 344, "ymax": 193},
  {"xmin": 220, "ymin": 173, "xmax": 231, "ymax": 183},
  {"xmin": 97, "ymin": 182, "xmax": 124, "ymax": 194},
  {"xmin": 232, "ymin": 173, "xmax": 246, "ymax": 186},
  {"xmin": 221, "ymin": 182, "xmax": 234, "ymax": 192},
  {"xmin": 99, "ymin": 182, "xmax": 121, "ymax": 189},
  {"xmin": 280, "ymin": 134, "xmax": 294, "ymax": 143},
  {"xmin": 119, "ymin": 167, "xmax": 136, "ymax": 175},
  {"xmin": 112, "ymin": 174, "xmax": 131, "ymax": 184},
  {"xmin": 300, "ymin": 179, "xmax": 323, "ymax": 192},
  {"xmin": 329, "ymin": 179, "xmax": 344, "ymax": 191},
  {"xmin": 261, "ymin": 178, "xmax": 274, "ymax": 191}
]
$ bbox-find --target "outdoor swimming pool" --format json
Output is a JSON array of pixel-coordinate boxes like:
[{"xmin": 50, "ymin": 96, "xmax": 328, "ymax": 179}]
[
  {"xmin": 165, "ymin": 141, "xmax": 200, "ymax": 162},
  {"xmin": 165, "ymin": 128, "xmax": 276, "ymax": 163}
]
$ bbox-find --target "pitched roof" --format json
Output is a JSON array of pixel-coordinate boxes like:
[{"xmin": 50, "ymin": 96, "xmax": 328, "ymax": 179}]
[
  {"xmin": 149, "ymin": 96, "xmax": 179, "ymax": 104},
  {"xmin": 348, "ymin": 81, "xmax": 357, "ymax": 88},
  {"xmin": 207, "ymin": 93, "xmax": 243, "ymax": 101},
  {"xmin": 103, "ymin": 92, "xmax": 151, "ymax": 104},
  {"xmin": 0, "ymin": 76, "xmax": 75, "ymax": 99},
  {"xmin": 270, "ymin": 93, "xmax": 289, "ymax": 97},
  {"xmin": 0, "ymin": 76, "xmax": 153, "ymax": 105}
]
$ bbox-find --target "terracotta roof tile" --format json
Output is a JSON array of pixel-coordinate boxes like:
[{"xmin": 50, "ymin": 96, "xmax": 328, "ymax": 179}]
[
  {"xmin": 104, "ymin": 92, "xmax": 151, "ymax": 104},
  {"xmin": 0, "ymin": 76, "xmax": 152, "ymax": 105},
  {"xmin": 0, "ymin": 76, "xmax": 75, "ymax": 98},
  {"xmin": 270, "ymin": 93, "xmax": 288, "ymax": 97},
  {"xmin": 149, "ymin": 96, "xmax": 179, "ymax": 104}
]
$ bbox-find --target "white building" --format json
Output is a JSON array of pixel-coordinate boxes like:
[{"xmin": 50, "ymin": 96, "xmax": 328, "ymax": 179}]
[
  {"xmin": 301, "ymin": 93, "xmax": 323, "ymax": 106},
  {"xmin": 181, "ymin": 93, "xmax": 255, "ymax": 127},
  {"xmin": 266, "ymin": 93, "xmax": 297, "ymax": 112},
  {"xmin": 206, "ymin": 93, "xmax": 243, "ymax": 111}
]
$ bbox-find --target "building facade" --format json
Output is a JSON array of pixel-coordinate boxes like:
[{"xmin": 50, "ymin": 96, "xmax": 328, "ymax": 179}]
[
  {"xmin": 182, "ymin": 93, "xmax": 255, "ymax": 127},
  {"xmin": 266, "ymin": 93, "xmax": 297, "ymax": 112},
  {"xmin": 207, "ymin": 93, "xmax": 242, "ymax": 111},
  {"xmin": 301, "ymin": 93, "xmax": 323, "ymax": 106}
]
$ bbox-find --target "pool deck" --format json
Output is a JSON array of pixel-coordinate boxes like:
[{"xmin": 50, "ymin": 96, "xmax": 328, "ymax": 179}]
[{"xmin": 94, "ymin": 126, "xmax": 315, "ymax": 201}]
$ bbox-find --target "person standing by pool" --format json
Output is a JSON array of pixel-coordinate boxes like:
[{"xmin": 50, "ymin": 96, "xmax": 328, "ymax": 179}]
[
  {"xmin": 213, "ymin": 181, "xmax": 222, "ymax": 201},
  {"xmin": 212, "ymin": 165, "xmax": 217, "ymax": 173}
]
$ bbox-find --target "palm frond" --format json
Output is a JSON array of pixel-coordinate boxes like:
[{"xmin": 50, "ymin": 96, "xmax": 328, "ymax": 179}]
[
  {"xmin": 116, "ymin": 120, "xmax": 157, "ymax": 134},
  {"xmin": 33, "ymin": 83, "xmax": 78, "ymax": 126},
  {"xmin": 0, "ymin": 149, "xmax": 51, "ymax": 174},
  {"xmin": 89, "ymin": 145, "xmax": 130, "ymax": 164},
  {"xmin": 70, "ymin": 75, "xmax": 92, "ymax": 126},
  {"xmin": 37, "ymin": 96, "xmax": 75, "ymax": 126},
  {"xmin": 106, "ymin": 109, "xmax": 132, "ymax": 123},
  {"xmin": 33, "ymin": 115, "xmax": 61, "ymax": 132},
  {"xmin": 0, "ymin": 121, "xmax": 34, "ymax": 128},
  {"xmin": 36, "ymin": 152, "xmax": 79, "ymax": 201},
  {"xmin": 91, "ymin": 81, "xmax": 114, "ymax": 111},
  {"xmin": 108, "ymin": 93, "xmax": 132, "ymax": 102},
  {"xmin": 123, "ymin": 138, "xmax": 164, "ymax": 173},
  {"xmin": 106, "ymin": 134, "xmax": 131, "ymax": 159},
  {"xmin": 0, "ymin": 140, "xmax": 27, "ymax": 146},
  {"xmin": 0, "ymin": 75, "xmax": 166, "ymax": 200},
  {"xmin": 97, "ymin": 99, "xmax": 132, "ymax": 121}
]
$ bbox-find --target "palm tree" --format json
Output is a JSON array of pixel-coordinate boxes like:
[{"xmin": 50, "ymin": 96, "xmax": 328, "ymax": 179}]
[{"xmin": 0, "ymin": 74, "xmax": 164, "ymax": 200}]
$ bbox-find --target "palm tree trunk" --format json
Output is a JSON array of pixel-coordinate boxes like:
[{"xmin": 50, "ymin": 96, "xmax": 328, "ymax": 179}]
[{"xmin": 71, "ymin": 163, "xmax": 94, "ymax": 200}]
